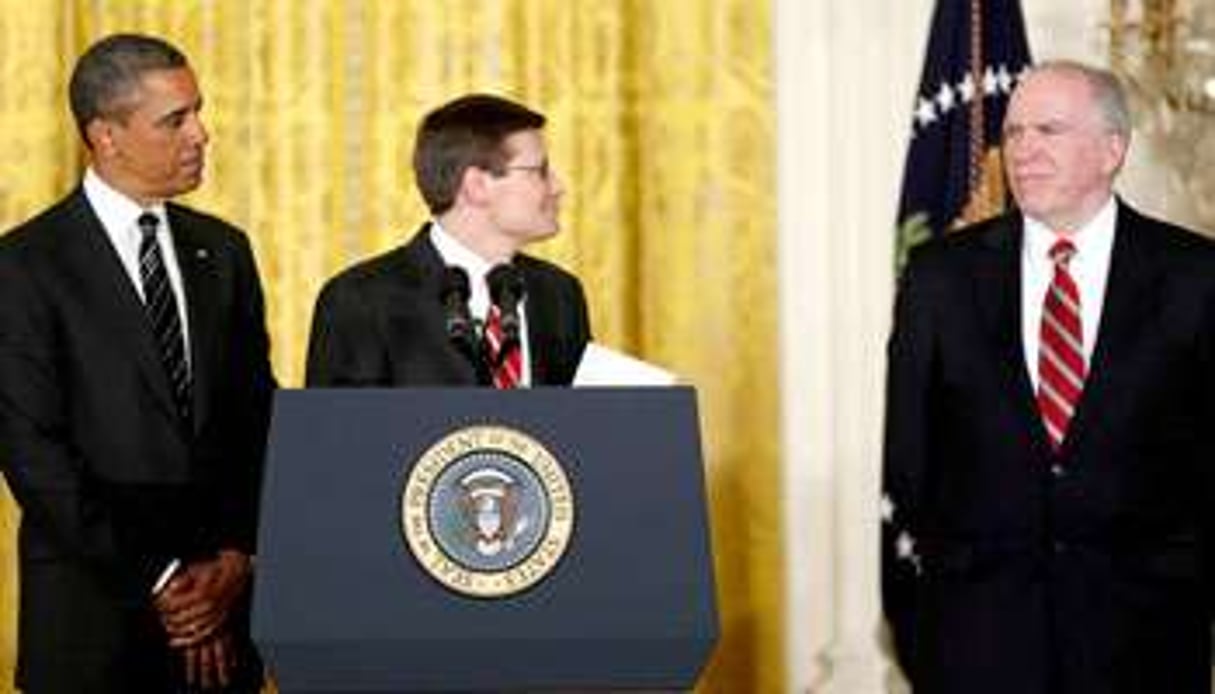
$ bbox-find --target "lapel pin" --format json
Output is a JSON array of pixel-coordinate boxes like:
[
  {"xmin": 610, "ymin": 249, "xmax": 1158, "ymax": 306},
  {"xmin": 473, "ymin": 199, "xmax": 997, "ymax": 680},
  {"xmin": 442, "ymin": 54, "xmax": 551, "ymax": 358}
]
[{"xmin": 195, "ymin": 248, "xmax": 209, "ymax": 260}]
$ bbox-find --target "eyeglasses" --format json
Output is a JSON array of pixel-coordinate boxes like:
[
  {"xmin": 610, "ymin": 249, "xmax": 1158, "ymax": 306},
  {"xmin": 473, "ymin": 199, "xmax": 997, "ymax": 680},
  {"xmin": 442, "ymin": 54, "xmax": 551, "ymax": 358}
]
[{"xmin": 503, "ymin": 161, "xmax": 552, "ymax": 180}]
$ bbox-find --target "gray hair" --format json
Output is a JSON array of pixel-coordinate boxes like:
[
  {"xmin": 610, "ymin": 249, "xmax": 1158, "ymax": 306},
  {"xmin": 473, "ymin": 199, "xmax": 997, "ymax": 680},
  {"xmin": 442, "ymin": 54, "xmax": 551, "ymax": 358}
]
[
  {"xmin": 68, "ymin": 33, "xmax": 189, "ymax": 145},
  {"xmin": 1030, "ymin": 59, "xmax": 1132, "ymax": 137}
]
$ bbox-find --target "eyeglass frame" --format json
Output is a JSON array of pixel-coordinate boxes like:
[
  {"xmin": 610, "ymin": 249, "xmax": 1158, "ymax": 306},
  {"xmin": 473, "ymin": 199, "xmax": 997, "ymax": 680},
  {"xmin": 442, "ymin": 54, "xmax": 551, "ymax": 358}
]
[{"xmin": 499, "ymin": 160, "xmax": 553, "ymax": 181}]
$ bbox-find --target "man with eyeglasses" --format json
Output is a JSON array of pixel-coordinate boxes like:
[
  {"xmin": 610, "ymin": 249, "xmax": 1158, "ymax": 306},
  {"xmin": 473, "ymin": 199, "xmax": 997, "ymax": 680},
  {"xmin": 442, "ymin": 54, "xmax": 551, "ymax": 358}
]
[{"xmin": 306, "ymin": 93, "xmax": 591, "ymax": 387}]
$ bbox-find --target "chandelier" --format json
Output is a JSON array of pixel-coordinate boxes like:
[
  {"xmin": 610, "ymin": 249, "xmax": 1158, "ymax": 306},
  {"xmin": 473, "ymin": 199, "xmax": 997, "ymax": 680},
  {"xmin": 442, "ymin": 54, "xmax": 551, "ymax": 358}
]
[{"xmin": 1107, "ymin": 0, "xmax": 1215, "ymax": 232}]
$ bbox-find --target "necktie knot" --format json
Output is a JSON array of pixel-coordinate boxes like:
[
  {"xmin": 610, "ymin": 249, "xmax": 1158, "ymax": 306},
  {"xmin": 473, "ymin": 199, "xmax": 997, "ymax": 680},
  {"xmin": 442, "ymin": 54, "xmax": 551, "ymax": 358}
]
[
  {"xmin": 1049, "ymin": 238, "xmax": 1076, "ymax": 267},
  {"xmin": 137, "ymin": 212, "xmax": 159, "ymax": 240}
]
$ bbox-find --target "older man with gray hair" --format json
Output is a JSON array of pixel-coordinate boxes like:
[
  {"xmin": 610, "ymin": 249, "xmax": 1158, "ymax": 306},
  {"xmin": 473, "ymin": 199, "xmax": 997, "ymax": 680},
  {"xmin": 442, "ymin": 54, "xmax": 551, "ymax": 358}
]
[{"xmin": 882, "ymin": 59, "xmax": 1215, "ymax": 693}]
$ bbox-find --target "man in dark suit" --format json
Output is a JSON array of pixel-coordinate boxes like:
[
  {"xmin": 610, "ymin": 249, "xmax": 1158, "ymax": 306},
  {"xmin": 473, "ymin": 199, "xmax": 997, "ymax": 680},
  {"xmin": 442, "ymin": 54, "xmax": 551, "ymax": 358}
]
[
  {"xmin": 882, "ymin": 60, "xmax": 1215, "ymax": 693},
  {"xmin": 0, "ymin": 34, "xmax": 275, "ymax": 692},
  {"xmin": 307, "ymin": 94, "xmax": 590, "ymax": 387}
]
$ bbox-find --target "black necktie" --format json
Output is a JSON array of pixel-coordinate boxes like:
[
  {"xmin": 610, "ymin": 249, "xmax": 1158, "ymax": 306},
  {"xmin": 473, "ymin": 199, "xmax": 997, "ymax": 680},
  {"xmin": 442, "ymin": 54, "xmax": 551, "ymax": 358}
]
[{"xmin": 137, "ymin": 213, "xmax": 192, "ymax": 423}]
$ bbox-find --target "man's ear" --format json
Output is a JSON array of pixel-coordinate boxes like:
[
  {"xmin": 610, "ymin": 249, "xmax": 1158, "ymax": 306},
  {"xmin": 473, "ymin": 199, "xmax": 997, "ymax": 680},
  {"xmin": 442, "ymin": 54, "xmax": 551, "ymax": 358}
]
[
  {"xmin": 459, "ymin": 166, "xmax": 494, "ymax": 207},
  {"xmin": 85, "ymin": 118, "xmax": 116, "ymax": 157},
  {"xmin": 1103, "ymin": 131, "xmax": 1130, "ymax": 178}
]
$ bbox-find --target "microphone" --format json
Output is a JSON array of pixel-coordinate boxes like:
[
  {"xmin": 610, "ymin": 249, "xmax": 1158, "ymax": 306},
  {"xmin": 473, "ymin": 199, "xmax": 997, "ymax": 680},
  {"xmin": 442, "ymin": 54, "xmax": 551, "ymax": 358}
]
[
  {"xmin": 486, "ymin": 263, "xmax": 526, "ymax": 346},
  {"xmin": 441, "ymin": 266, "xmax": 492, "ymax": 385},
  {"xmin": 440, "ymin": 266, "xmax": 475, "ymax": 348}
]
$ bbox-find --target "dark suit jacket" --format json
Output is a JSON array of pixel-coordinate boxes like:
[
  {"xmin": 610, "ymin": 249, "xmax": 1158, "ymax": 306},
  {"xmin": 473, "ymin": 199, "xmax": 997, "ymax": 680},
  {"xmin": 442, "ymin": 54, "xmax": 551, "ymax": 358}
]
[
  {"xmin": 882, "ymin": 202, "xmax": 1215, "ymax": 694},
  {"xmin": 0, "ymin": 189, "xmax": 275, "ymax": 692},
  {"xmin": 306, "ymin": 224, "xmax": 591, "ymax": 387}
]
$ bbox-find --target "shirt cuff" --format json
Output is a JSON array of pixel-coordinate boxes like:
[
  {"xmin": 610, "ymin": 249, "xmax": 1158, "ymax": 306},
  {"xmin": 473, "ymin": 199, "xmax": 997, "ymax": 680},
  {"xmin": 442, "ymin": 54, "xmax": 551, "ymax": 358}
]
[{"xmin": 150, "ymin": 558, "xmax": 181, "ymax": 595}]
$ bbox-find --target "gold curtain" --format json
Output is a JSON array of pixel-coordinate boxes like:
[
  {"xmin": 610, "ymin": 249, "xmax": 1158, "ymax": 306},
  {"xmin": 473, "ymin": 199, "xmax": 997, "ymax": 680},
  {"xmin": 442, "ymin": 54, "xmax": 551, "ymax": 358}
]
[{"xmin": 0, "ymin": 2, "xmax": 778, "ymax": 692}]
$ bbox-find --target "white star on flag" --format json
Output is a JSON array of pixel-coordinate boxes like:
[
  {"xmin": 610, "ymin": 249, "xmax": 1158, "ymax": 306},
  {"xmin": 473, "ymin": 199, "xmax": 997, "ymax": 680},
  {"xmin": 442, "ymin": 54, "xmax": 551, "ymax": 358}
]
[
  {"xmin": 935, "ymin": 82, "xmax": 956, "ymax": 113},
  {"xmin": 983, "ymin": 66, "xmax": 999, "ymax": 95},
  {"xmin": 957, "ymin": 73, "xmax": 976, "ymax": 104},
  {"xmin": 895, "ymin": 530, "xmax": 922, "ymax": 574},
  {"xmin": 915, "ymin": 97, "xmax": 938, "ymax": 127},
  {"xmin": 997, "ymin": 64, "xmax": 1013, "ymax": 93}
]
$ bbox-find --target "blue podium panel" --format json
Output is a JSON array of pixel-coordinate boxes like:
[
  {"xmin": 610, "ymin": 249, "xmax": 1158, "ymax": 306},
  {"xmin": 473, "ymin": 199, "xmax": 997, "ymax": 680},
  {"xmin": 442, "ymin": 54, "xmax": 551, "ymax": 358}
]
[{"xmin": 252, "ymin": 387, "xmax": 717, "ymax": 692}]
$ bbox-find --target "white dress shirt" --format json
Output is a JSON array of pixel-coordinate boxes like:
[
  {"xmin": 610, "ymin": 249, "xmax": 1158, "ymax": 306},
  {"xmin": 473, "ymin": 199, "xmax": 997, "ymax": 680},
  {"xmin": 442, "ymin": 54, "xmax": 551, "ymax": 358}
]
[
  {"xmin": 429, "ymin": 222, "xmax": 533, "ymax": 386},
  {"xmin": 1021, "ymin": 196, "xmax": 1117, "ymax": 391}
]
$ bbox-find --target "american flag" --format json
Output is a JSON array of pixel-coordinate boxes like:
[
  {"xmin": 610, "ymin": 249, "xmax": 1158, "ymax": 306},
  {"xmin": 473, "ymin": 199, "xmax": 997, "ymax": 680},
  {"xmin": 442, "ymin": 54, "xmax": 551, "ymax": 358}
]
[
  {"xmin": 883, "ymin": 0, "xmax": 1032, "ymax": 677},
  {"xmin": 893, "ymin": 0, "xmax": 1033, "ymax": 270}
]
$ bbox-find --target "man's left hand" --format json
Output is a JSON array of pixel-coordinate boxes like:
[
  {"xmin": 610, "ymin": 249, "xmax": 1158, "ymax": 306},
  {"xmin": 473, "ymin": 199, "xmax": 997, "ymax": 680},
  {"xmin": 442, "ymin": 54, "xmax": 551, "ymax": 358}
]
[{"xmin": 155, "ymin": 549, "xmax": 252, "ymax": 647}]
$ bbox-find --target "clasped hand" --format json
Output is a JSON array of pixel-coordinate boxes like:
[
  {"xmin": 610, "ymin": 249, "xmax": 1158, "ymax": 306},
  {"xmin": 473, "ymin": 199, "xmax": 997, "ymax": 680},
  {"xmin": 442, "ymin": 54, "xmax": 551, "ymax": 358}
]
[{"xmin": 154, "ymin": 549, "xmax": 252, "ymax": 689}]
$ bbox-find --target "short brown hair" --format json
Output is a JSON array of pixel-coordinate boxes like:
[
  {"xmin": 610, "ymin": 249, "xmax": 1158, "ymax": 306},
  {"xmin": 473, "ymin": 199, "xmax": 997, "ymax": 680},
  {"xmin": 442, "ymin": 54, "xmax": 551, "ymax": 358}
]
[
  {"xmin": 69, "ymin": 33, "xmax": 189, "ymax": 146},
  {"xmin": 412, "ymin": 94, "xmax": 546, "ymax": 215}
]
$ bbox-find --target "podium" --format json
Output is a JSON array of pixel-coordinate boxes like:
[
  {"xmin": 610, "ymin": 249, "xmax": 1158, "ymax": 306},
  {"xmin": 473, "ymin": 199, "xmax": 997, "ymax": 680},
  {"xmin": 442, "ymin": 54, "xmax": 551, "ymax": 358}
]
[{"xmin": 251, "ymin": 387, "xmax": 718, "ymax": 692}]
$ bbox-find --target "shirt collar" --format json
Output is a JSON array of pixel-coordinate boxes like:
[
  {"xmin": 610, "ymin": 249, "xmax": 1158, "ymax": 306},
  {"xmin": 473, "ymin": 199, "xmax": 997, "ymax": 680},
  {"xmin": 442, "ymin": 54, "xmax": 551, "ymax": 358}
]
[
  {"xmin": 430, "ymin": 221, "xmax": 514, "ymax": 315},
  {"xmin": 1023, "ymin": 195, "xmax": 1118, "ymax": 265},
  {"xmin": 83, "ymin": 168, "xmax": 168, "ymax": 240},
  {"xmin": 428, "ymin": 220, "xmax": 498, "ymax": 281}
]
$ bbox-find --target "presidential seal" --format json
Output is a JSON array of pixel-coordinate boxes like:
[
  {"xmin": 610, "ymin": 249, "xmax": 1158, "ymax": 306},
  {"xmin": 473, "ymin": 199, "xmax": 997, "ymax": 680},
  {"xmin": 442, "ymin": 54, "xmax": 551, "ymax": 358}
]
[{"xmin": 401, "ymin": 425, "xmax": 575, "ymax": 598}]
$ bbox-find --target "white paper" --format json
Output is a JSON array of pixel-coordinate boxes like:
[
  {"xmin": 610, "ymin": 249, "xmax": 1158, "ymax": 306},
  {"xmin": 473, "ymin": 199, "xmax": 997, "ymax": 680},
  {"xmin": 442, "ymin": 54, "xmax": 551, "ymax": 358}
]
[{"xmin": 572, "ymin": 342, "xmax": 677, "ymax": 387}]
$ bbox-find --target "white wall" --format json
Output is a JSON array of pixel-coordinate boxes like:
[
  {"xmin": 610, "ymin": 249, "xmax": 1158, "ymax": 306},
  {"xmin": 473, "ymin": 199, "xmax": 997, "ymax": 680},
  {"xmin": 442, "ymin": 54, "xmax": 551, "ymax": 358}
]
[{"xmin": 777, "ymin": 1, "xmax": 928, "ymax": 690}]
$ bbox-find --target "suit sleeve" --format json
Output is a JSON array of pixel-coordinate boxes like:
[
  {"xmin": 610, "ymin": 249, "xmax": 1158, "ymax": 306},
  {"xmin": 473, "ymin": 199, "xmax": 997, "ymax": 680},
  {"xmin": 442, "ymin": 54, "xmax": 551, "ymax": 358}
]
[
  {"xmin": 1198, "ymin": 266, "xmax": 1215, "ymax": 619},
  {"xmin": 881, "ymin": 247, "xmax": 938, "ymax": 683},
  {"xmin": 570, "ymin": 275, "xmax": 591, "ymax": 355},
  {"xmin": 305, "ymin": 276, "xmax": 388, "ymax": 387},
  {"xmin": 212, "ymin": 234, "xmax": 276, "ymax": 554},
  {"xmin": 0, "ymin": 250, "xmax": 169, "ymax": 595}
]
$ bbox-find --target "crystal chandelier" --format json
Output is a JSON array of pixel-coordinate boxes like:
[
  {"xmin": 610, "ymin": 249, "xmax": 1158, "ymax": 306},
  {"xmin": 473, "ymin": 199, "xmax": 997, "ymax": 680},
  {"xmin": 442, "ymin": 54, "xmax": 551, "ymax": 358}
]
[{"xmin": 1108, "ymin": 0, "xmax": 1215, "ymax": 231}]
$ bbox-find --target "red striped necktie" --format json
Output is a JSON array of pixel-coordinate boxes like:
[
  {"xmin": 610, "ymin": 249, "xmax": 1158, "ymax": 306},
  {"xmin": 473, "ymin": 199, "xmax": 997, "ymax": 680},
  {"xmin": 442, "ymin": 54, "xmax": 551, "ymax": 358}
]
[
  {"xmin": 1037, "ymin": 238, "xmax": 1085, "ymax": 451},
  {"xmin": 485, "ymin": 306, "xmax": 522, "ymax": 389}
]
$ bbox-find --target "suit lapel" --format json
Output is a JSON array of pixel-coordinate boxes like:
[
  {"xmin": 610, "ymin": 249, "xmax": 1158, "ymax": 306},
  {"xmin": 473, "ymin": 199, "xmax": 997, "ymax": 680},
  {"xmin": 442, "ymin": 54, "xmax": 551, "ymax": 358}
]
[
  {"xmin": 971, "ymin": 215, "xmax": 1054, "ymax": 455},
  {"xmin": 524, "ymin": 264, "xmax": 554, "ymax": 386},
  {"xmin": 519, "ymin": 260, "xmax": 558, "ymax": 385},
  {"xmin": 62, "ymin": 191, "xmax": 181, "ymax": 420},
  {"xmin": 402, "ymin": 227, "xmax": 481, "ymax": 385},
  {"xmin": 168, "ymin": 205, "xmax": 219, "ymax": 432},
  {"xmin": 1064, "ymin": 204, "xmax": 1162, "ymax": 453}
]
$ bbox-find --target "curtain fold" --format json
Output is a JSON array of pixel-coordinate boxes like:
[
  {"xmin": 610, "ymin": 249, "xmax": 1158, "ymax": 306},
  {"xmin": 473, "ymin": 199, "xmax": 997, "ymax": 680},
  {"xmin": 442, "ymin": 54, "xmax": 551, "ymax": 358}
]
[{"xmin": 0, "ymin": 2, "xmax": 778, "ymax": 692}]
